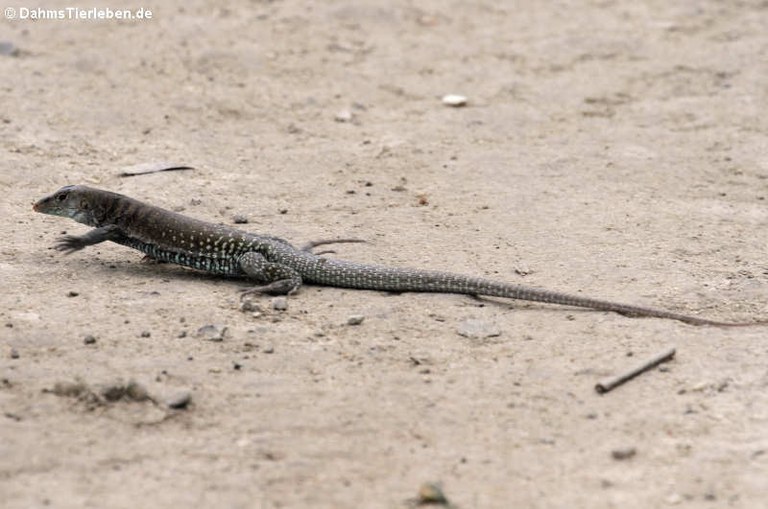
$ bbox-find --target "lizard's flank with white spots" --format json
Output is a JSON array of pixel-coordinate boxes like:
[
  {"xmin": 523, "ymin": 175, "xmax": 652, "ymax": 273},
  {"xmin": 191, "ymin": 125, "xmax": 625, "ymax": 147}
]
[{"xmin": 33, "ymin": 185, "xmax": 764, "ymax": 327}]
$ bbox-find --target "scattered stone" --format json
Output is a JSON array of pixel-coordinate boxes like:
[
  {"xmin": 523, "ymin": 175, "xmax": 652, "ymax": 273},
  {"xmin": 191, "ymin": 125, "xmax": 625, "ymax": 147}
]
[
  {"xmin": 271, "ymin": 297, "xmax": 288, "ymax": 311},
  {"xmin": 50, "ymin": 380, "xmax": 89, "ymax": 398},
  {"xmin": 514, "ymin": 265, "xmax": 533, "ymax": 276},
  {"xmin": 233, "ymin": 361, "xmax": 242, "ymax": 370},
  {"xmin": 347, "ymin": 314, "xmax": 365, "ymax": 326},
  {"xmin": 83, "ymin": 334, "xmax": 97, "ymax": 345},
  {"xmin": 441, "ymin": 94, "xmax": 468, "ymax": 107},
  {"xmin": 334, "ymin": 109, "xmax": 353, "ymax": 122},
  {"xmin": 67, "ymin": 291, "xmax": 79, "ymax": 297},
  {"xmin": 5, "ymin": 323, "xmax": 12, "ymax": 328},
  {"xmin": 262, "ymin": 344, "xmax": 275, "ymax": 354},
  {"xmin": 0, "ymin": 41, "xmax": 19, "ymax": 57},
  {"xmin": 611, "ymin": 447, "xmax": 637, "ymax": 460},
  {"xmin": 232, "ymin": 214, "xmax": 249, "ymax": 224},
  {"xmin": 178, "ymin": 330, "xmax": 187, "ymax": 338},
  {"xmin": 140, "ymin": 331, "xmax": 151, "ymax": 338},
  {"xmin": 9, "ymin": 348, "xmax": 19, "ymax": 359},
  {"xmin": 196, "ymin": 324, "xmax": 228, "ymax": 342},
  {"xmin": 99, "ymin": 383, "xmax": 127, "ymax": 402},
  {"xmin": 416, "ymin": 482, "xmax": 449, "ymax": 505},
  {"xmin": 456, "ymin": 319, "xmax": 501, "ymax": 339},
  {"xmin": 166, "ymin": 390, "xmax": 192, "ymax": 409},
  {"xmin": 125, "ymin": 381, "xmax": 151, "ymax": 402}
]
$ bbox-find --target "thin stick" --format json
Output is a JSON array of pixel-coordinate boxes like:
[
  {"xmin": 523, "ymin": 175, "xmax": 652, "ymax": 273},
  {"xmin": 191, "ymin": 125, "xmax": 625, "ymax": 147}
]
[
  {"xmin": 118, "ymin": 163, "xmax": 194, "ymax": 177},
  {"xmin": 595, "ymin": 346, "xmax": 676, "ymax": 394}
]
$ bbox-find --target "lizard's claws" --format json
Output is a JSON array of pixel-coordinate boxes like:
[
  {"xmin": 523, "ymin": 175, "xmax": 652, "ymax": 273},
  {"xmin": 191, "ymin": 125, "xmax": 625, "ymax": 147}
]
[
  {"xmin": 54, "ymin": 236, "xmax": 87, "ymax": 254},
  {"xmin": 301, "ymin": 238, "xmax": 366, "ymax": 253}
]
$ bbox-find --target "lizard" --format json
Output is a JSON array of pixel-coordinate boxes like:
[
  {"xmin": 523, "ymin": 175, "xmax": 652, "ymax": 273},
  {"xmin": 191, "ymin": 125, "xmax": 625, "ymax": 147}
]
[{"xmin": 32, "ymin": 184, "xmax": 763, "ymax": 327}]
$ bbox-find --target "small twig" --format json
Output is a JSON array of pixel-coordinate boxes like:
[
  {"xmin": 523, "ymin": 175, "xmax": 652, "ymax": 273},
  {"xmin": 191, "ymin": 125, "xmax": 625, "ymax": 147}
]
[
  {"xmin": 595, "ymin": 346, "xmax": 676, "ymax": 394},
  {"xmin": 118, "ymin": 162, "xmax": 195, "ymax": 177}
]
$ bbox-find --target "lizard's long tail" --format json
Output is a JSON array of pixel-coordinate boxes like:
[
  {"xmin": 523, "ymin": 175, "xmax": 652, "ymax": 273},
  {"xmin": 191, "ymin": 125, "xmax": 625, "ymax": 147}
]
[{"xmin": 300, "ymin": 257, "xmax": 759, "ymax": 327}]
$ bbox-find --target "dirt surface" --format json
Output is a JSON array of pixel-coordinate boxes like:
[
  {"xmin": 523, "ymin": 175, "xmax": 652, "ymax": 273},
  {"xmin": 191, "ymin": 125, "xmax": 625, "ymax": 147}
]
[{"xmin": 2, "ymin": 1, "xmax": 767, "ymax": 508}]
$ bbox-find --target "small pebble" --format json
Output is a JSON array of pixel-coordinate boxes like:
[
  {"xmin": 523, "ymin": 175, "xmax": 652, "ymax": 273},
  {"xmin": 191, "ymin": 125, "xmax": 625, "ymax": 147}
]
[
  {"xmin": 196, "ymin": 324, "xmax": 228, "ymax": 342},
  {"xmin": 166, "ymin": 390, "xmax": 192, "ymax": 409},
  {"xmin": 232, "ymin": 214, "xmax": 249, "ymax": 224},
  {"xmin": 50, "ymin": 381, "xmax": 88, "ymax": 398},
  {"xmin": 83, "ymin": 334, "xmax": 97, "ymax": 345},
  {"xmin": 9, "ymin": 348, "xmax": 19, "ymax": 359},
  {"xmin": 0, "ymin": 41, "xmax": 19, "ymax": 57},
  {"xmin": 611, "ymin": 447, "xmax": 637, "ymax": 460},
  {"xmin": 67, "ymin": 291, "xmax": 79, "ymax": 297},
  {"xmin": 456, "ymin": 319, "xmax": 501, "ymax": 339},
  {"xmin": 125, "ymin": 381, "xmax": 151, "ymax": 402},
  {"xmin": 140, "ymin": 331, "xmax": 151, "ymax": 338},
  {"xmin": 240, "ymin": 299, "xmax": 256, "ymax": 312},
  {"xmin": 334, "ymin": 109, "xmax": 353, "ymax": 122},
  {"xmin": 347, "ymin": 314, "xmax": 365, "ymax": 326},
  {"xmin": 416, "ymin": 482, "xmax": 449, "ymax": 505},
  {"xmin": 263, "ymin": 345, "xmax": 275, "ymax": 354},
  {"xmin": 441, "ymin": 94, "xmax": 468, "ymax": 107},
  {"xmin": 271, "ymin": 297, "xmax": 288, "ymax": 311},
  {"xmin": 100, "ymin": 383, "xmax": 126, "ymax": 402}
]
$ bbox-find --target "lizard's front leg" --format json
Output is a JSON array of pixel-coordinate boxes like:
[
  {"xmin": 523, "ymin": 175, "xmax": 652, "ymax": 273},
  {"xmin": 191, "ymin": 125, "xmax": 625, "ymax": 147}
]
[
  {"xmin": 238, "ymin": 251, "xmax": 303, "ymax": 296},
  {"xmin": 54, "ymin": 225, "xmax": 123, "ymax": 254}
]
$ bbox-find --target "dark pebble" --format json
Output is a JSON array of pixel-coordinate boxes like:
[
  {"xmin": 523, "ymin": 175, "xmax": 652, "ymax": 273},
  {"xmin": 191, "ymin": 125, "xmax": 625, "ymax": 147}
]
[
  {"xmin": 83, "ymin": 334, "xmax": 97, "ymax": 345},
  {"xmin": 166, "ymin": 391, "xmax": 192, "ymax": 409},
  {"xmin": 125, "ymin": 381, "xmax": 151, "ymax": 402},
  {"xmin": 100, "ymin": 384, "xmax": 126, "ymax": 402},
  {"xmin": 232, "ymin": 214, "xmax": 249, "ymax": 224},
  {"xmin": 417, "ymin": 483, "xmax": 449, "ymax": 505},
  {"xmin": 9, "ymin": 348, "xmax": 19, "ymax": 359},
  {"xmin": 50, "ymin": 381, "xmax": 88, "ymax": 398},
  {"xmin": 611, "ymin": 447, "xmax": 637, "ymax": 460},
  {"xmin": 140, "ymin": 331, "xmax": 151, "ymax": 338},
  {"xmin": 67, "ymin": 291, "xmax": 79, "ymax": 297},
  {"xmin": 0, "ymin": 41, "xmax": 19, "ymax": 57}
]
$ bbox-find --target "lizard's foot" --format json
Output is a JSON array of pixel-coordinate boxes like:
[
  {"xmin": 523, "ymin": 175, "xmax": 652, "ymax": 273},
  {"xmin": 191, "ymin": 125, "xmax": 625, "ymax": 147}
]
[
  {"xmin": 140, "ymin": 255, "xmax": 167, "ymax": 264},
  {"xmin": 54, "ymin": 235, "xmax": 88, "ymax": 254},
  {"xmin": 239, "ymin": 280, "xmax": 299, "ymax": 299},
  {"xmin": 300, "ymin": 238, "xmax": 366, "ymax": 253}
]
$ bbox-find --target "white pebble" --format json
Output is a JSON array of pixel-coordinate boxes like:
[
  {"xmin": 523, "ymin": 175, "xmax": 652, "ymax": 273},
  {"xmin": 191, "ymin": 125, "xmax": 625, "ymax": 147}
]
[
  {"xmin": 442, "ymin": 94, "xmax": 468, "ymax": 107},
  {"xmin": 347, "ymin": 315, "xmax": 365, "ymax": 326},
  {"xmin": 334, "ymin": 109, "xmax": 353, "ymax": 122}
]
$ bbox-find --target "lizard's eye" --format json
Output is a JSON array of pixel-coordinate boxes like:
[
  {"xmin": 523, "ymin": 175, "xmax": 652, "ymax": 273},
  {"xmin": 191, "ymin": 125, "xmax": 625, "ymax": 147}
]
[{"xmin": 57, "ymin": 192, "xmax": 69, "ymax": 202}]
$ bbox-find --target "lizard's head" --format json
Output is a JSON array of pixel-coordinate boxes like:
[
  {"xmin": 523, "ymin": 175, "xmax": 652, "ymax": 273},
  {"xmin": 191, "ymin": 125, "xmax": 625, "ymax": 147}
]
[{"xmin": 33, "ymin": 185, "xmax": 102, "ymax": 226}]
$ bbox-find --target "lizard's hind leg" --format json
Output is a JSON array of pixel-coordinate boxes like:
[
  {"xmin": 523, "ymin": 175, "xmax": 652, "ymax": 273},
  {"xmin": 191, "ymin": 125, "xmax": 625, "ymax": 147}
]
[{"xmin": 238, "ymin": 251, "xmax": 303, "ymax": 296}]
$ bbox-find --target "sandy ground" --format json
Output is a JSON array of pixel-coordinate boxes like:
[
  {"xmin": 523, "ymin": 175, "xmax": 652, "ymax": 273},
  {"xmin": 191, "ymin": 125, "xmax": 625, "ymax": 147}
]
[{"xmin": 2, "ymin": 1, "xmax": 768, "ymax": 507}]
